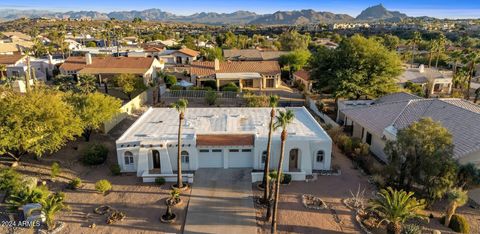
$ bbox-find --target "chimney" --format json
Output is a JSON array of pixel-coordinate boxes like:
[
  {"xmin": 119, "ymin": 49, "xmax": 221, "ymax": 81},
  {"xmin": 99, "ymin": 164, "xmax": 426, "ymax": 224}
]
[
  {"xmin": 85, "ymin": 53, "xmax": 92, "ymax": 65},
  {"xmin": 419, "ymin": 64, "xmax": 425, "ymax": 73},
  {"xmin": 214, "ymin": 58, "xmax": 220, "ymax": 71}
]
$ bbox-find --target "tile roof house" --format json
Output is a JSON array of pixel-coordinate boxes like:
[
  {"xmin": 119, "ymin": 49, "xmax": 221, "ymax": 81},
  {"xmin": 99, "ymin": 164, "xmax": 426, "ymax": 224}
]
[
  {"xmin": 116, "ymin": 107, "xmax": 332, "ymax": 182},
  {"xmin": 398, "ymin": 64, "xmax": 453, "ymax": 96},
  {"xmin": 129, "ymin": 47, "xmax": 200, "ymax": 66},
  {"xmin": 223, "ymin": 49, "xmax": 289, "ymax": 61},
  {"xmin": 0, "ymin": 54, "xmax": 63, "ymax": 82},
  {"xmin": 60, "ymin": 54, "xmax": 162, "ymax": 85},
  {"xmin": 339, "ymin": 92, "xmax": 480, "ymax": 166},
  {"xmin": 293, "ymin": 69, "xmax": 314, "ymax": 92},
  {"xmin": 190, "ymin": 59, "xmax": 282, "ymax": 91}
]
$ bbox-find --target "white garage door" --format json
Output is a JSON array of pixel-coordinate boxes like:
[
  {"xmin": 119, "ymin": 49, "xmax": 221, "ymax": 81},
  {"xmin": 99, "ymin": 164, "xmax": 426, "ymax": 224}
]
[
  {"xmin": 198, "ymin": 149, "xmax": 223, "ymax": 168},
  {"xmin": 228, "ymin": 149, "xmax": 254, "ymax": 168}
]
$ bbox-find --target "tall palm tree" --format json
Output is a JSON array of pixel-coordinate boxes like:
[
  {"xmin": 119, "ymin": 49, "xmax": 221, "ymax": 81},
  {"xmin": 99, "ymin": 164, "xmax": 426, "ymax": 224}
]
[
  {"xmin": 369, "ymin": 187, "xmax": 427, "ymax": 234},
  {"xmin": 449, "ymin": 50, "xmax": 463, "ymax": 73},
  {"xmin": 261, "ymin": 95, "xmax": 279, "ymax": 220},
  {"xmin": 444, "ymin": 188, "xmax": 468, "ymax": 227},
  {"xmin": 410, "ymin": 31, "xmax": 422, "ymax": 68},
  {"xmin": 271, "ymin": 109, "xmax": 295, "ymax": 234},
  {"xmin": 435, "ymin": 34, "xmax": 447, "ymax": 68},
  {"xmin": 428, "ymin": 40, "xmax": 438, "ymax": 68},
  {"xmin": 463, "ymin": 50, "xmax": 480, "ymax": 100},
  {"xmin": 172, "ymin": 99, "xmax": 188, "ymax": 189}
]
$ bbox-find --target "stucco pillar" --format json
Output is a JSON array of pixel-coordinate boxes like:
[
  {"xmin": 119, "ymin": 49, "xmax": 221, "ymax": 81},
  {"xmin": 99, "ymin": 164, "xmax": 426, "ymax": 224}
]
[
  {"xmin": 216, "ymin": 79, "xmax": 220, "ymax": 91},
  {"xmin": 137, "ymin": 148, "xmax": 149, "ymax": 176},
  {"xmin": 160, "ymin": 148, "xmax": 173, "ymax": 174},
  {"xmin": 223, "ymin": 149, "xmax": 229, "ymax": 169}
]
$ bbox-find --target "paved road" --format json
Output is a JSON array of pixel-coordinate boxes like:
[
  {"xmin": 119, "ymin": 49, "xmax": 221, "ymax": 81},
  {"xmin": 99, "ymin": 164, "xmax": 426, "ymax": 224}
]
[{"xmin": 184, "ymin": 169, "xmax": 257, "ymax": 234}]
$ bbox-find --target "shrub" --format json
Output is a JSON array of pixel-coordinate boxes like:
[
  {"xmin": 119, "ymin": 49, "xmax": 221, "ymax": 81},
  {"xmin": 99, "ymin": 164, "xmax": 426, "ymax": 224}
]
[
  {"xmin": 220, "ymin": 82, "xmax": 239, "ymax": 92},
  {"xmin": 51, "ymin": 162, "xmax": 61, "ymax": 179},
  {"xmin": 68, "ymin": 178, "xmax": 82, "ymax": 190},
  {"xmin": 315, "ymin": 100, "xmax": 326, "ymax": 112},
  {"xmin": 442, "ymin": 214, "xmax": 469, "ymax": 233},
  {"xmin": 164, "ymin": 75, "xmax": 177, "ymax": 88},
  {"xmin": 155, "ymin": 177, "xmax": 166, "ymax": 185},
  {"xmin": 337, "ymin": 135, "xmax": 353, "ymax": 154},
  {"xmin": 282, "ymin": 174, "xmax": 292, "ymax": 184},
  {"xmin": 82, "ymin": 144, "xmax": 109, "ymax": 165},
  {"xmin": 170, "ymin": 85, "xmax": 183, "ymax": 90},
  {"xmin": 7, "ymin": 185, "xmax": 50, "ymax": 209},
  {"xmin": 205, "ymin": 90, "xmax": 218, "ymax": 106},
  {"xmin": 401, "ymin": 224, "xmax": 421, "ymax": 234},
  {"xmin": 0, "ymin": 168, "xmax": 22, "ymax": 195},
  {"xmin": 95, "ymin": 180, "xmax": 112, "ymax": 195},
  {"xmin": 244, "ymin": 93, "xmax": 269, "ymax": 107},
  {"xmin": 110, "ymin": 164, "xmax": 121, "ymax": 176}
]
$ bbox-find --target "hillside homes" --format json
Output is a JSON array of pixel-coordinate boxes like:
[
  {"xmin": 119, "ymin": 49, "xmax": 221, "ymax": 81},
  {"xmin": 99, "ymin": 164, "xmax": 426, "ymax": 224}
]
[
  {"xmin": 338, "ymin": 92, "xmax": 480, "ymax": 166},
  {"xmin": 223, "ymin": 49, "xmax": 289, "ymax": 61},
  {"xmin": 190, "ymin": 59, "xmax": 282, "ymax": 91}
]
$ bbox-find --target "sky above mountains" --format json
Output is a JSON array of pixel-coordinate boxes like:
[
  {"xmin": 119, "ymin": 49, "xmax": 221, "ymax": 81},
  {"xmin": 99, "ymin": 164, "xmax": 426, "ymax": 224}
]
[{"xmin": 1, "ymin": 0, "xmax": 479, "ymax": 19}]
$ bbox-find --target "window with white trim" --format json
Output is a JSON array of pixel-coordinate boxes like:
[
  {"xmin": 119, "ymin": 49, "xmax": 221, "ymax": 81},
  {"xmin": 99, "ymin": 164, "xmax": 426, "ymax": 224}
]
[
  {"xmin": 316, "ymin": 150, "xmax": 324, "ymax": 162},
  {"xmin": 181, "ymin": 151, "xmax": 189, "ymax": 163},
  {"xmin": 124, "ymin": 151, "xmax": 134, "ymax": 165}
]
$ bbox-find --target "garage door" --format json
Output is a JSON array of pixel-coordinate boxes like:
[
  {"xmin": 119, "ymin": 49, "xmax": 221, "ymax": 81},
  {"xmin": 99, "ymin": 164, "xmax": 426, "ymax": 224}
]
[
  {"xmin": 228, "ymin": 149, "xmax": 254, "ymax": 168},
  {"xmin": 198, "ymin": 149, "xmax": 223, "ymax": 168}
]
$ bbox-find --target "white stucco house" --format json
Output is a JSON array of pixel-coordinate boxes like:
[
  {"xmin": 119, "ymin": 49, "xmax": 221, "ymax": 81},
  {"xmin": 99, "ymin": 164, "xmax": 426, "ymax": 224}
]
[{"xmin": 116, "ymin": 107, "xmax": 332, "ymax": 183}]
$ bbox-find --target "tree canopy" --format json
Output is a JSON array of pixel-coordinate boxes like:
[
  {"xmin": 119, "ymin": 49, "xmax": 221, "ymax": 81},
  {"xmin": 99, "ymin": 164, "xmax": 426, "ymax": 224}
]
[
  {"xmin": 114, "ymin": 73, "xmax": 147, "ymax": 100},
  {"xmin": 0, "ymin": 89, "xmax": 83, "ymax": 161},
  {"xmin": 279, "ymin": 30, "xmax": 310, "ymax": 51},
  {"xmin": 310, "ymin": 34, "xmax": 402, "ymax": 99},
  {"xmin": 384, "ymin": 118, "xmax": 457, "ymax": 202},
  {"xmin": 278, "ymin": 49, "xmax": 311, "ymax": 73}
]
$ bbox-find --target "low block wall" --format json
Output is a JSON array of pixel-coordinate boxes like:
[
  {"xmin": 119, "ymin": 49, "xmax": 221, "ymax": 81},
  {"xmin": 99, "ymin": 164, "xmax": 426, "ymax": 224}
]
[
  {"xmin": 251, "ymin": 171, "xmax": 306, "ymax": 183},
  {"xmin": 306, "ymin": 96, "xmax": 339, "ymax": 127},
  {"xmin": 141, "ymin": 172, "xmax": 194, "ymax": 183}
]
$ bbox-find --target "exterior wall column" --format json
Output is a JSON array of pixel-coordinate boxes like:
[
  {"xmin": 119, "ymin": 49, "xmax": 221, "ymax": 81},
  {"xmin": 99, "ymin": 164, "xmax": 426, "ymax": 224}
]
[
  {"xmin": 238, "ymin": 79, "xmax": 243, "ymax": 91},
  {"xmin": 216, "ymin": 78, "xmax": 220, "ymax": 91},
  {"xmin": 223, "ymin": 149, "xmax": 229, "ymax": 169},
  {"xmin": 137, "ymin": 148, "xmax": 149, "ymax": 176}
]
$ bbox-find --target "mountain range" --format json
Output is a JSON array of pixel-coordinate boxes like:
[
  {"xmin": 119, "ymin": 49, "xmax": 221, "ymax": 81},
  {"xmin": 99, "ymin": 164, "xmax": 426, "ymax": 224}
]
[{"xmin": 0, "ymin": 4, "xmax": 410, "ymax": 25}]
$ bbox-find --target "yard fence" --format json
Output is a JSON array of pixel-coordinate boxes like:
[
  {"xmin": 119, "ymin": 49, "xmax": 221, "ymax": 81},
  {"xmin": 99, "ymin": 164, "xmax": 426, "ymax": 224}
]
[
  {"xmin": 306, "ymin": 96, "xmax": 339, "ymax": 127},
  {"xmin": 160, "ymin": 90, "xmax": 244, "ymax": 106}
]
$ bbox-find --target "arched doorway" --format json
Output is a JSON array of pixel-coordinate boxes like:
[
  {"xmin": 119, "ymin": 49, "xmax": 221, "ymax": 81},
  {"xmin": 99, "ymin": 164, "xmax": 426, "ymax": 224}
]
[
  {"xmin": 152, "ymin": 150, "xmax": 161, "ymax": 170},
  {"xmin": 289, "ymin": 149, "xmax": 299, "ymax": 171},
  {"xmin": 124, "ymin": 151, "xmax": 134, "ymax": 171},
  {"xmin": 181, "ymin": 151, "xmax": 190, "ymax": 171}
]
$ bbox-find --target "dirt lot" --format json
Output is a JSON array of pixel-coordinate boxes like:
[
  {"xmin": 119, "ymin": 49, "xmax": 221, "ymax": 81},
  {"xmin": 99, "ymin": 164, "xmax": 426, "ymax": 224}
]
[{"xmin": 0, "ymin": 116, "xmax": 190, "ymax": 234}]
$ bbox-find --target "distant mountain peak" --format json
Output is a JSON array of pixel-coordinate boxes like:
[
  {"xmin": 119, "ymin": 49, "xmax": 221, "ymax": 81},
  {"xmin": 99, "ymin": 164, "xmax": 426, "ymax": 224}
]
[{"xmin": 356, "ymin": 4, "xmax": 408, "ymax": 21}]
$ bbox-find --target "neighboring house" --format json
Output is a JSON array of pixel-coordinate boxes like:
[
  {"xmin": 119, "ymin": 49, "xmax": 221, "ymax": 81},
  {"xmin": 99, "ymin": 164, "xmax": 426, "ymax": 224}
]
[
  {"xmin": 398, "ymin": 64, "xmax": 453, "ymax": 96},
  {"xmin": 223, "ymin": 49, "xmax": 289, "ymax": 61},
  {"xmin": 1, "ymin": 32, "xmax": 32, "ymax": 42},
  {"xmin": 129, "ymin": 47, "xmax": 199, "ymax": 66},
  {"xmin": 64, "ymin": 39, "xmax": 83, "ymax": 51},
  {"xmin": 0, "ymin": 54, "xmax": 62, "ymax": 81},
  {"xmin": 115, "ymin": 107, "xmax": 332, "ymax": 182},
  {"xmin": 60, "ymin": 54, "xmax": 162, "ymax": 85},
  {"xmin": 338, "ymin": 92, "xmax": 480, "ymax": 166},
  {"xmin": 191, "ymin": 59, "xmax": 282, "ymax": 91},
  {"xmin": 293, "ymin": 69, "xmax": 314, "ymax": 92}
]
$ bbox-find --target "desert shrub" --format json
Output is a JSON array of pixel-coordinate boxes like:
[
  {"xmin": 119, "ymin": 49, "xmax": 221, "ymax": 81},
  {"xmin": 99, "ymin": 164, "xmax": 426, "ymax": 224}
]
[
  {"xmin": 205, "ymin": 90, "xmax": 218, "ymax": 106},
  {"xmin": 315, "ymin": 100, "xmax": 326, "ymax": 112},
  {"xmin": 371, "ymin": 174, "xmax": 386, "ymax": 188},
  {"xmin": 282, "ymin": 174, "xmax": 292, "ymax": 184},
  {"xmin": 95, "ymin": 180, "xmax": 112, "ymax": 195},
  {"xmin": 110, "ymin": 164, "xmax": 121, "ymax": 176},
  {"xmin": 354, "ymin": 143, "xmax": 370, "ymax": 157},
  {"xmin": 220, "ymin": 82, "xmax": 239, "ymax": 92},
  {"xmin": 164, "ymin": 75, "xmax": 177, "ymax": 88},
  {"xmin": 0, "ymin": 168, "xmax": 23, "ymax": 195},
  {"xmin": 170, "ymin": 85, "xmax": 183, "ymax": 90},
  {"xmin": 155, "ymin": 177, "xmax": 166, "ymax": 185},
  {"xmin": 337, "ymin": 135, "xmax": 353, "ymax": 154},
  {"xmin": 82, "ymin": 144, "xmax": 108, "ymax": 165},
  {"xmin": 22, "ymin": 176, "xmax": 38, "ymax": 191},
  {"xmin": 243, "ymin": 93, "xmax": 269, "ymax": 107},
  {"xmin": 7, "ymin": 185, "xmax": 50, "ymax": 209},
  {"xmin": 51, "ymin": 162, "xmax": 61, "ymax": 179},
  {"xmin": 326, "ymin": 126, "xmax": 344, "ymax": 142},
  {"xmin": 448, "ymin": 215, "xmax": 469, "ymax": 233},
  {"xmin": 401, "ymin": 224, "xmax": 421, "ymax": 234},
  {"xmin": 67, "ymin": 178, "xmax": 82, "ymax": 190}
]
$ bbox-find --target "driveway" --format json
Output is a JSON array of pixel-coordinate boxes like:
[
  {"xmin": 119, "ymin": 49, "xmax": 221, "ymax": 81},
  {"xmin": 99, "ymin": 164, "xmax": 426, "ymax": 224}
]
[{"xmin": 184, "ymin": 169, "xmax": 257, "ymax": 234}]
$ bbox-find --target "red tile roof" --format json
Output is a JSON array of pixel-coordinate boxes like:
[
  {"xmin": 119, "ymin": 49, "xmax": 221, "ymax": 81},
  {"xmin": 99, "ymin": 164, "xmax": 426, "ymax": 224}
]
[
  {"xmin": 294, "ymin": 70, "xmax": 310, "ymax": 81},
  {"xmin": 176, "ymin": 48, "xmax": 200, "ymax": 57},
  {"xmin": 60, "ymin": 56, "xmax": 155, "ymax": 74},
  {"xmin": 196, "ymin": 134, "xmax": 254, "ymax": 146},
  {"xmin": 191, "ymin": 61, "xmax": 280, "ymax": 77},
  {"xmin": 0, "ymin": 54, "xmax": 25, "ymax": 65}
]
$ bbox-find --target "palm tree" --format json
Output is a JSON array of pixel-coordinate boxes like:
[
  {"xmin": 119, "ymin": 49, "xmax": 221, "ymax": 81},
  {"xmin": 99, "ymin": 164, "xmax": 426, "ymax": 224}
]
[
  {"xmin": 369, "ymin": 187, "xmax": 427, "ymax": 234},
  {"xmin": 428, "ymin": 40, "xmax": 438, "ymax": 68},
  {"xmin": 444, "ymin": 188, "xmax": 468, "ymax": 227},
  {"xmin": 172, "ymin": 99, "xmax": 188, "ymax": 189},
  {"xmin": 449, "ymin": 50, "xmax": 463, "ymax": 73},
  {"xmin": 409, "ymin": 31, "xmax": 422, "ymax": 68},
  {"xmin": 261, "ymin": 95, "xmax": 279, "ymax": 220},
  {"xmin": 462, "ymin": 50, "xmax": 480, "ymax": 100},
  {"xmin": 453, "ymin": 68, "xmax": 469, "ymax": 91},
  {"xmin": 271, "ymin": 110, "xmax": 295, "ymax": 234},
  {"xmin": 435, "ymin": 34, "xmax": 447, "ymax": 68}
]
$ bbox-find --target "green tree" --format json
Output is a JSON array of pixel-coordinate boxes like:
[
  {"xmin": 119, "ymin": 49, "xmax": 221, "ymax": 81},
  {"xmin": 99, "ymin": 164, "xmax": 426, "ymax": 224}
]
[
  {"xmin": 0, "ymin": 89, "xmax": 83, "ymax": 161},
  {"xmin": 462, "ymin": 50, "xmax": 480, "ymax": 100},
  {"xmin": 404, "ymin": 81, "xmax": 424, "ymax": 97},
  {"xmin": 86, "ymin": 41, "xmax": 97, "ymax": 47},
  {"xmin": 203, "ymin": 47, "xmax": 223, "ymax": 61},
  {"xmin": 271, "ymin": 110, "xmax": 295, "ymax": 233},
  {"xmin": 279, "ymin": 30, "xmax": 310, "ymax": 51},
  {"xmin": 172, "ymin": 99, "xmax": 188, "ymax": 189},
  {"xmin": 444, "ymin": 188, "xmax": 468, "ymax": 227},
  {"xmin": 310, "ymin": 34, "xmax": 402, "ymax": 99},
  {"xmin": 204, "ymin": 90, "xmax": 218, "ymax": 106},
  {"xmin": 382, "ymin": 34, "xmax": 400, "ymax": 51},
  {"xmin": 428, "ymin": 40, "xmax": 438, "ymax": 68},
  {"xmin": 66, "ymin": 92, "xmax": 121, "ymax": 141},
  {"xmin": 278, "ymin": 49, "xmax": 311, "ymax": 77},
  {"xmin": 384, "ymin": 118, "xmax": 457, "ymax": 202},
  {"xmin": 409, "ymin": 31, "xmax": 422, "ymax": 68},
  {"xmin": 261, "ymin": 95, "xmax": 279, "ymax": 220},
  {"xmin": 435, "ymin": 34, "xmax": 447, "ymax": 68},
  {"xmin": 77, "ymin": 74, "xmax": 97, "ymax": 94},
  {"xmin": 114, "ymin": 73, "xmax": 146, "ymax": 100},
  {"xmin": 369, "ymin": 187, "xmax": 427, "ymax": 234}
]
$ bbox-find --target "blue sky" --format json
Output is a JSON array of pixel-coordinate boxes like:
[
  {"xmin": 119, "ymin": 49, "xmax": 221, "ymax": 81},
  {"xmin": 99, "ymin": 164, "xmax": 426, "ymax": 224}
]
[{"xmin": 1, "ymin": 0, "xmax": 479, "ymax": 18}]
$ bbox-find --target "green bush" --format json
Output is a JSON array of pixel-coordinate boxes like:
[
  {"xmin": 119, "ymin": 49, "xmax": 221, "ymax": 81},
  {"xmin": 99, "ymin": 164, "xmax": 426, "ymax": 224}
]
[
  {"xmin": 51, "ymin": 162, "xmax": 61, "ymax": 179},
  {"xmin": 164, "ymin": 75, "xmax": 177, "ymax": 88},
  {"xmin": 337, "ymin": 135, "xmax": 353, "ymax": 154},
  {"xmin": 220, "ymin": 82, "xmax": 239, "ymax": 92},
  {"xmin": 110, "ymin": 164, "xmax": 121, "ymax": 176},
  {"xmin": 282, "ymin": 174, "xmax": 292, "ymax": 184},
  {"xmin": 155, "ymin": 177, "xmax": 166, "ymax": 185},
  {"xmin": 401, "ymin": 224, "xmax": 421, "ymax": 234},
  {"xmin": 95, "ymin": 180, "xmax": 112, "ymax": 195},
  {"xmin": 448, "ymin": 215, "xmax": 469, "ymax": 233},
  {"xmin": 7, "ymin": 185, "xmax": 50, "ymax": 209},
  {"xmin": 68, "ymin": 178, "xmax": 82, "ymax": 190},
  {"xmin": 205, "ymin": 90, "xmax": 218, "ymax": 106},
  {"xmin": 82, "ymin": 144, "xmax": 109, "ymax": 165},
  {"xmin": 170, "ymin": 85, "xmax": 183, "ymax": 90},
  {"xmin": 0, "ymin": 168, "xmax": 22, "ymax": 195},
  {"xmin": 244, "ymin": 94, "xmax": 269, "ymax": 107}
]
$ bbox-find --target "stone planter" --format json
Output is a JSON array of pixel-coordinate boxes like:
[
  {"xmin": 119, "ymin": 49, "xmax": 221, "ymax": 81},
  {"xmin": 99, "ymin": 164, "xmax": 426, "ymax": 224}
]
[
  {"xmin": 302, "ymin": 194, "xmax": 328, "ymax": 210},
  {"xmin": 165, "ymin": 198, "xmax": 182, "ymax": 206},
  {"xmin": 171, "ymin": 184, "xmax": 189, "ymax": 191},
  {"xmin": 160, "ymin": 213, "xmax": 176, "ymax": 223}
]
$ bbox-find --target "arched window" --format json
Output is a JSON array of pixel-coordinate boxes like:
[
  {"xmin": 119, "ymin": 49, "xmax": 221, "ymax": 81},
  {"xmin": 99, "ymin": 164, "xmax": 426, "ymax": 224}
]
[
  {"xmin": 181, "ymin": 151, "xmax": 190, "ymax": 163},
  {"xmin": 261, "ymin": 151, "xmax": 267, "ymax": 163},
  {"xmin": 316, "ymin": 150, "xmax": 324, "ymax": 162},
  {"xmin": 124, "ymin": 151, "xmax": 134, "ymax": 165}
]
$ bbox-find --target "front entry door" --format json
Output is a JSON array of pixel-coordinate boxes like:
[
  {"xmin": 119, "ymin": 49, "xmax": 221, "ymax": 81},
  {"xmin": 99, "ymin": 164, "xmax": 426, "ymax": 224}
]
[
  {"xmin": 289, "ymin": 149, "xmax": 298, "ymax": 171},
  {"xmin": 152, "ymin": 150, "xmax": 161, "ymax": 169}
]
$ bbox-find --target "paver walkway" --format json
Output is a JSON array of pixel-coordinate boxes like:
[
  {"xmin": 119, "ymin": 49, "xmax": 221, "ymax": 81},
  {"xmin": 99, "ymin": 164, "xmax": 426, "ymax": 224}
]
[{"xmin": 184, "ymin": 169, "xmax": 257, "ymax": 234}]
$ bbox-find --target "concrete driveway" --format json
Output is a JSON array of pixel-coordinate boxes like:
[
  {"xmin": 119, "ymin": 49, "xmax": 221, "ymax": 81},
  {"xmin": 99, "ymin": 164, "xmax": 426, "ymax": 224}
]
[{"xmin": 184, "ymin": 169, "xmax": 257, "ymax": 234}]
